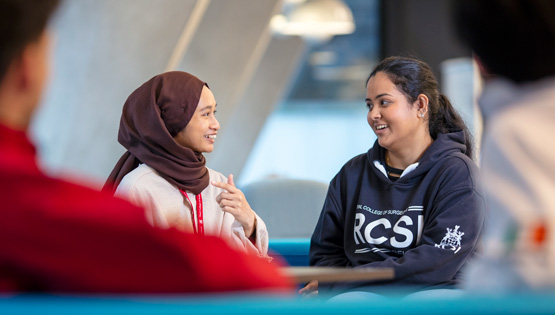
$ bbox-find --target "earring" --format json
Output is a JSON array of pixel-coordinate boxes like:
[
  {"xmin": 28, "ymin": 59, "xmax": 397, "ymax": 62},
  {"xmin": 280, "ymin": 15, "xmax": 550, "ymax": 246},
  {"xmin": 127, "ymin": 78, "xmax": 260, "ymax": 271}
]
[{"xmin": 420, "ymin": 112, "xmax": 425, "ymax": 118}]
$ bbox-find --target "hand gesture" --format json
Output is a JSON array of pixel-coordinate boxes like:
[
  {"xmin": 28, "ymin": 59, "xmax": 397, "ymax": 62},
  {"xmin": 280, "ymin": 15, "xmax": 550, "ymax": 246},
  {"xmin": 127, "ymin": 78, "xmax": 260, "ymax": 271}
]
[{"xmin": 213, "ymin": 174, "xmax": 256, "ymax": 238}]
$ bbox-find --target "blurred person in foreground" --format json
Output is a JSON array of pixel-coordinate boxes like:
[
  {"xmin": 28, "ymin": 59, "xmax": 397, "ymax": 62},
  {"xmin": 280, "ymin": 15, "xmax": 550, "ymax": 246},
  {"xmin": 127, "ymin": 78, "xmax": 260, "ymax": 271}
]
[
  {"xmin": 454, "ymin": 0, "xmax": 555, "ymax": 291},
  {"xmin": 0, "ymin": 0, "xmax": 292, "ymax": 293}
]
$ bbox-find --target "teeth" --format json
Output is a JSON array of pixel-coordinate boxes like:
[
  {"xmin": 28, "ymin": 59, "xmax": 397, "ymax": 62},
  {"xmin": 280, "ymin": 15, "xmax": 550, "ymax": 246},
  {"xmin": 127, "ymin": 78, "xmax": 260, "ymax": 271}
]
[
  {"xmin": 376, "ymin": 124, "xmax": 388, "ymax": 130},
  {"xmin": 207, "ymin": 135, "xmax": 217, "ymax": 139}
]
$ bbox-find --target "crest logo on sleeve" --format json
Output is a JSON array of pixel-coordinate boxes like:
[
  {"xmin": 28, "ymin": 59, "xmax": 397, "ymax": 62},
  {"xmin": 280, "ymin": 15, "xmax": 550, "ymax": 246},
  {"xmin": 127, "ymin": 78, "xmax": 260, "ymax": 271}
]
[{"xmin": 435, "ymin": 225, "xmax": 464, "ymax": 254}]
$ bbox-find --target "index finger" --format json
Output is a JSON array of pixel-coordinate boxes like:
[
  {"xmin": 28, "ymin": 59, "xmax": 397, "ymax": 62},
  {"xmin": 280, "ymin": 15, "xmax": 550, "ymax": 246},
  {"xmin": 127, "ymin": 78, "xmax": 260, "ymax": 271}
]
[{"xmin": 211, "ymin": 180, "xmax": 238, "ymax": 193}]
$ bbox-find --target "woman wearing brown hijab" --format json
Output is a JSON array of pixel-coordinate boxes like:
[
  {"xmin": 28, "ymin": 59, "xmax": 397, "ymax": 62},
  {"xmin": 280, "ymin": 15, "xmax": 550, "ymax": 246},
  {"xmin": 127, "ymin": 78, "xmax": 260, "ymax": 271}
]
[{"xmin": 104, "ymin": 71, "xmax": 268, "ymax": 256}]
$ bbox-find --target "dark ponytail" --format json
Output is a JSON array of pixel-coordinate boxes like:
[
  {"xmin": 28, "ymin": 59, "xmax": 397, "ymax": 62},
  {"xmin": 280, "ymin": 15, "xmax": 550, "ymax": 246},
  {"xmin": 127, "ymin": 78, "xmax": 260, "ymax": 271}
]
[
  {"xmin": 367, "ymin": 56, "xmax": 474, "ymax": 160},
  {"xmin": 431, "ymin": 93, "xmax": 474, "ymax": 159}
]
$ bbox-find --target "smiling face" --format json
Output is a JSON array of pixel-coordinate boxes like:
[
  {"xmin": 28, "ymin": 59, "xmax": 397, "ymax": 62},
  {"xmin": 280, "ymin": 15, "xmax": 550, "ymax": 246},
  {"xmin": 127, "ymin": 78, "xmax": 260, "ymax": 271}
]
[
  {"xmin": 366, "ymin": 71, "xmax": 428, "ymax": 154},
  {"xmin": 173, "ymin": 86, "xmax": 220, "ymax": 153}
]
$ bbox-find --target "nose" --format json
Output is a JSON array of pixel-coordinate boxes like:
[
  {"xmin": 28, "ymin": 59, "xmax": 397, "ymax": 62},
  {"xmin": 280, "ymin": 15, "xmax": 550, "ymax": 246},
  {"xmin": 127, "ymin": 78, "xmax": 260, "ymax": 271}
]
[
  {"xmin": 367, "ymin": 106, "xmax": 380, "ymax": 123},
  {"xmin": 210, "ymin": 114, "xmax": 220, "ymax": 131}
]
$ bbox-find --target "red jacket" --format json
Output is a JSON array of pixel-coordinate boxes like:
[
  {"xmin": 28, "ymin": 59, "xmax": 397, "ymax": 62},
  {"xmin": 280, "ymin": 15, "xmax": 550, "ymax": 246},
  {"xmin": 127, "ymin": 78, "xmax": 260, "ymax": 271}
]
[{"xmin": 0, "ymin": 124, "xmax": 293, "ymax": 293}]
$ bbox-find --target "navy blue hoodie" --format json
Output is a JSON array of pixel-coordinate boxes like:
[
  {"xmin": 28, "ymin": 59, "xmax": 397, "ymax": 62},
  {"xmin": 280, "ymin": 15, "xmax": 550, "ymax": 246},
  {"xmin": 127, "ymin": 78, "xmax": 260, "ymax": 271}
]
[{"xmin": 310, "ymin": 131, "xmax": 485, "ymax": 291}]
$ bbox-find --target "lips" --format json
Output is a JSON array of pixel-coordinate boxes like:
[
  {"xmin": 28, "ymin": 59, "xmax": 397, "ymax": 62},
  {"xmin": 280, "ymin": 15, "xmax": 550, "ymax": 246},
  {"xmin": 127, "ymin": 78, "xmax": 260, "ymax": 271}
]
[
  {"xmin": 204, "ymin": 134, "xmax": 217, "ymax": 143},
  {"xmin": 374, "ymin": 123, "xmax": 389, "ymax": 134}
]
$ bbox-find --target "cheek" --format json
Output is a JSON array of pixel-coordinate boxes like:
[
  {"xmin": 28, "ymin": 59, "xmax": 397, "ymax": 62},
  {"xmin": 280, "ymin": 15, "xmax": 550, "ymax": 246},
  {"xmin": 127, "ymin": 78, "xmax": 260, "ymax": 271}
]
[{"xmin": 187, "ymin": 121, "xmax": 203, "ymax": 135}]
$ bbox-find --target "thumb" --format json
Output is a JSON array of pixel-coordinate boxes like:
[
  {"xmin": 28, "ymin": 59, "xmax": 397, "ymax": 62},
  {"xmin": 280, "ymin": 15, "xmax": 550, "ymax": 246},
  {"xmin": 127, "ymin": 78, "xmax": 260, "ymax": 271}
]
[{"xmin": 227, "ymin": 174, "xmax": 235, "ymax": 187}]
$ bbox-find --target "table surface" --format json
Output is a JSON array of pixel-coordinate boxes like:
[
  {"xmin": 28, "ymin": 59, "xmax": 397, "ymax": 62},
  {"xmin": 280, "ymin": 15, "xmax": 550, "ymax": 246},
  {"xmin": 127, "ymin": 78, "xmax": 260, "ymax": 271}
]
[{"xmin": 282, "ymin": 266, "xmax": 394, "ymax": 283}]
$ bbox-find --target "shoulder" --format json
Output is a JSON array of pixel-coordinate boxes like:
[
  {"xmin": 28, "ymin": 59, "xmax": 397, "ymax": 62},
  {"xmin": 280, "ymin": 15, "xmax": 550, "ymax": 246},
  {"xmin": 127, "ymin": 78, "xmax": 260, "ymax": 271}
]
[
  {"xmin": 117, "ymin": 164, "xmax": 176, "ymax": 195},
  {"xmin": 486, "ymin": 93, "xmax": 555, "ymax": 153},
  {"xmin": 332, "ymin": 152, "xmax": 371, "ymax": 185},
  {"xmin": 328, "ymin": 152, "xmax": 369, "ymax": 192},
  {"xmin": 120, "ymin": 164, "xmax": 156, "ymax": 180},
  {"xmin": 426, "ymin": 133, "xmax": 479, "ymax": 184},
  {"xmin": 434, "ymin": 153, "xmax": 481, "ymax": 192},
  {"xmin": 341, "ymin": 152, "xmax": 369, "ymax": 173},
  {"xmin": 120, "ymin": 164, "xmax": 165, "ymax": 186},
  {"xmin": 483, "ymin": 78, "xmax": 555, "ymax": 146},
  {"xmin": 441, "ymin": 152, "xmax": 477, "ymax": 172}
]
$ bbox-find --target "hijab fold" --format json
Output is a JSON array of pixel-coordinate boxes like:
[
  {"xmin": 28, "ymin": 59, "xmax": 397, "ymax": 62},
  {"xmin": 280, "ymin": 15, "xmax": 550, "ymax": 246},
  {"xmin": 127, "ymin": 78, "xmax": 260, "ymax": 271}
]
[{"xmin": 103, "ymin": 71, "xmax": 210, "ymax": 195}]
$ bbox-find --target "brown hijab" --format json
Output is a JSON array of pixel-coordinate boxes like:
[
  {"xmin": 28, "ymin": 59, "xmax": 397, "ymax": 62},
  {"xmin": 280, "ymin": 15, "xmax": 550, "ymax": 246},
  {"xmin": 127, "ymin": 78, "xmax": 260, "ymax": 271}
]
[{"xmin": 103, "ymin": 71, "xmax": 210, "ymax": 195}]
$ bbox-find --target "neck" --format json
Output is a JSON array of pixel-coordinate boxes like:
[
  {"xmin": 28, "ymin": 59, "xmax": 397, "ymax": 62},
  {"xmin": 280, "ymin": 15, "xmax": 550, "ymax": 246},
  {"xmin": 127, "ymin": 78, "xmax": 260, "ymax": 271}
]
[
  {"xmin": 386, "ymin": 136, "xmax": 433, "ymax": 169},
  {"xmin": 0, "ymin": 95, "xmax": 32, "ymax": 131},
  {"xmin": 0, "ymin": 64, "xmax": 37, "ymax": 132}
]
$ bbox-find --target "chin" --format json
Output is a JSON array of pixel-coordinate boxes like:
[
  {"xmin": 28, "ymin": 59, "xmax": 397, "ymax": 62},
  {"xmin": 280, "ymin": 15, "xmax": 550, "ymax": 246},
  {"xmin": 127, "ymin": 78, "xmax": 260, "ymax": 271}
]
[{"xmin": 377, "ymin": 139, "xmax": 391, "ymax": 150}]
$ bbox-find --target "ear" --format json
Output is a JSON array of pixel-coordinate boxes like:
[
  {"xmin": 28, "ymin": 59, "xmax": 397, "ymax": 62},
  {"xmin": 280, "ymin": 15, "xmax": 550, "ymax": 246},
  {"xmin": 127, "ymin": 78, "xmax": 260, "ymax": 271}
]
[
  {"xmin": 14, "ymin": 39, "xmax": 39, "ymax": 93},
  {"xmin": 25, "ymin": 31, "xmax": 52, "ymax": 88},
  {"xmin": 17, "ymin": 51, "xmax": 32, "ymax": 92},
  {"xmin": 415, "ymin": 94, "xmax": 429, "ymax": 118}
]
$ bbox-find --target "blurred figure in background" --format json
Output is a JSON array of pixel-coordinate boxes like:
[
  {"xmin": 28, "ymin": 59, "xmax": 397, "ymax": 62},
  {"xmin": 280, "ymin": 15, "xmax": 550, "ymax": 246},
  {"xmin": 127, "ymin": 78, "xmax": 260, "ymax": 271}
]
[
  {"xmin": 454, "ymin": 0, "xmax": 555, "ymax": 291},
  {"xmin": 103, "ymin": 71, "xmax": 269, "ymax": 256},
  {"xmin": 0, "ymin": 0, "xmax": 291, "ymax": 293},
  {"xmin": 302, "ymin": 56, "xmax": 485, "ymax": 300}
]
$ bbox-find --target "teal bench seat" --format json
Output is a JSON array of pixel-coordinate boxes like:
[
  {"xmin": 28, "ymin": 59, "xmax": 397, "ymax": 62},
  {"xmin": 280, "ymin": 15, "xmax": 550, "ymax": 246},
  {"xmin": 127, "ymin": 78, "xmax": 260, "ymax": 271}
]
[{"xmin": 269, "ymin": 238, "xmax": 310, "ymax": 266}]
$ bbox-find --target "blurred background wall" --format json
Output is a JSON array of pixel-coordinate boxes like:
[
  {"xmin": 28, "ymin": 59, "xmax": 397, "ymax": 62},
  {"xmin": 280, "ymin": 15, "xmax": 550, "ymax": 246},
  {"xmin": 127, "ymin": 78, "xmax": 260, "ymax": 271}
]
[{"xmin": 31, "ymin": 0, "xmax": 480, "ymax": 190}]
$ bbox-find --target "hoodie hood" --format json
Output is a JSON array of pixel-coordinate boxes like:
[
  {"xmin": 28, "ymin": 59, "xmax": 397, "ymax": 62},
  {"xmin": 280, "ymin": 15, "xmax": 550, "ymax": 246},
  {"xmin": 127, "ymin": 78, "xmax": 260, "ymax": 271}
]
[{"xmin": 367, "ymin": 131, "xmax": 468, "ymax": 183}]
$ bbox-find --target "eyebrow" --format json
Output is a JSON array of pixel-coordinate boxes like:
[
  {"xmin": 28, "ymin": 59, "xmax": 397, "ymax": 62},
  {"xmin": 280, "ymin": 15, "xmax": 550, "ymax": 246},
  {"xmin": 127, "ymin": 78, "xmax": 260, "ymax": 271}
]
[
  {"xmin": 199, "ymin": 104, "xmax": 217, "ymax": 111},
  {"xmin": 366, "ymin": 93, "xmax": 392, "ymax": 102}
]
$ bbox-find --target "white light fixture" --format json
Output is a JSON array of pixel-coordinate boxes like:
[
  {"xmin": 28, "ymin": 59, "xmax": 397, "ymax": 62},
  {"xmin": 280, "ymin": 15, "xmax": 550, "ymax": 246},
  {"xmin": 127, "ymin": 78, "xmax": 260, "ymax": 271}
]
[{"xmin": 271, "ymin": 0, "xmax": 355, "ymax": 42}]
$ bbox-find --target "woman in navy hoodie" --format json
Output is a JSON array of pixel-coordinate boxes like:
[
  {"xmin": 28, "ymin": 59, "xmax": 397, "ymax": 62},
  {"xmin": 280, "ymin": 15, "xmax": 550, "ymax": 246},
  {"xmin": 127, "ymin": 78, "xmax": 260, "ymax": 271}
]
[{"xmin": 301, "ymin": 56, "xmax": 485, "ymax": 299}]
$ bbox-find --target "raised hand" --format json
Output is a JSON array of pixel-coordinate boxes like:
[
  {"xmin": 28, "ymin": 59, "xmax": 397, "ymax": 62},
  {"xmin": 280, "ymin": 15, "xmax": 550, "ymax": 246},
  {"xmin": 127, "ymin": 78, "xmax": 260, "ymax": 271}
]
[{"xmin": 213, "ymin": 174, "xmax": 256, "ymax": 238}]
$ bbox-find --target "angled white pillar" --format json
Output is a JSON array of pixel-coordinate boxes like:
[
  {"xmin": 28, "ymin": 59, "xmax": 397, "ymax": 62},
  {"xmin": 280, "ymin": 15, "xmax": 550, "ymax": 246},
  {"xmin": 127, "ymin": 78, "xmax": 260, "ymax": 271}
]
[
  {"xmin": 176, "ymin": 0, "xmax": 282, "ymax": 130},
  {"xmin": 33, "ymin": 0, "xmax": 202, "ymax": 185},
  {"xmin": 208, "ymin": 35, "xmax": 307, "ymax": 180}
]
